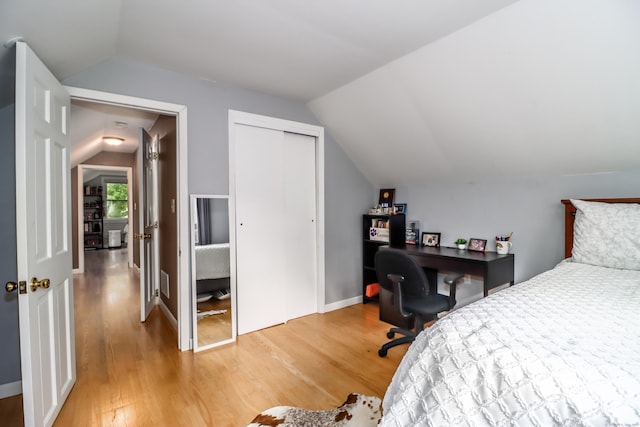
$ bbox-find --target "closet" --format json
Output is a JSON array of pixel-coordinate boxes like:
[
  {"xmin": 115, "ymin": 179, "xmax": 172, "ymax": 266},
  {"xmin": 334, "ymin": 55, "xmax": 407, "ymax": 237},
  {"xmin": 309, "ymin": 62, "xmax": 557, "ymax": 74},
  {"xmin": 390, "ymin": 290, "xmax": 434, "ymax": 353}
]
[{"xmin": 232, "ymin": 116, "xmax": 321, "ymax": 335}]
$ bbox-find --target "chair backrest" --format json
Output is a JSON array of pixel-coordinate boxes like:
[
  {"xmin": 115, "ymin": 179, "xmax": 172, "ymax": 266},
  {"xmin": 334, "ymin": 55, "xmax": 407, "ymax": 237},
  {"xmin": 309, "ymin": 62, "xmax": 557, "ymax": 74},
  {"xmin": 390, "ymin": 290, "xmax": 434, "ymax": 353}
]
[{"xmin": 375, "ymin": 249, "xmax": 429, "ymax": 298}]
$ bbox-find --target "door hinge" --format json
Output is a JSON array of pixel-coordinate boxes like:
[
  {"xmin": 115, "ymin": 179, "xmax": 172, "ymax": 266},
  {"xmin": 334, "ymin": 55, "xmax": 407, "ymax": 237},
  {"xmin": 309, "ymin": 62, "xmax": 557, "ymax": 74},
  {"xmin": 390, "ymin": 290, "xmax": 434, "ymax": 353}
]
[
  {"xmin": 153, "ymin": 221, "xmax": 159, "ymax": 229},
  {"xmin": 155, "ymin": 289, "xmax": 159, "ymax": 297},
  {"xmin": 152, "ymin": 152, "xmax": 159, "ymax": 160}
]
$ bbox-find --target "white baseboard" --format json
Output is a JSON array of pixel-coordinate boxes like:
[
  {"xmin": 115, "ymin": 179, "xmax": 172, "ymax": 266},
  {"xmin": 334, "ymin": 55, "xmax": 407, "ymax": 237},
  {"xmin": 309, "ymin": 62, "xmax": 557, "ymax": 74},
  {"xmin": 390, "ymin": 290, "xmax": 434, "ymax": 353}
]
[
  {"xmin": 0, "ymin": 380, "xmax": 22, "ymax": 399},
  {"xmin": 324, "ymin": 295, "xmax": 362, "ymax": 312},
  {"xmin": 159, "ymin": 298, "xmax": 178, "ymax": 330}
]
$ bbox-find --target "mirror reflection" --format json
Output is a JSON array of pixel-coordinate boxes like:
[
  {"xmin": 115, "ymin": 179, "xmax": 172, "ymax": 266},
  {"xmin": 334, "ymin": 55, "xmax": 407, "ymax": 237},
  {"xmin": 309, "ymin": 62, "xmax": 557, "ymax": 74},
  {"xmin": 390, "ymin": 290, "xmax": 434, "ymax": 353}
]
[{"xmin": 191, "ymin": 195, "xmax": 233, "ymax": 350}]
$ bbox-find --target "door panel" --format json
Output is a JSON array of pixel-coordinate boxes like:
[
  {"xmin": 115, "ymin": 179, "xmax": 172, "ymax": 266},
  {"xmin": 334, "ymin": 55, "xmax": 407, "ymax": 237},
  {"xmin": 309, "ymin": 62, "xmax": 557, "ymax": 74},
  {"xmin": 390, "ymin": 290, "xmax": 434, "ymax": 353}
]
[
  {"xmin": 15, "ymin": 41, "xmax": 75, "ymax": 427},
  {"xmin": 235, "ymin": 124, "xmax": 286, "ymax": 334},
  {"xmin": 139, "ymin": 128, "xmax": 157, "ymax": 321},
  {"xmin": 283, "ymin": 132, "xmax": 317, "ymax": 320}
]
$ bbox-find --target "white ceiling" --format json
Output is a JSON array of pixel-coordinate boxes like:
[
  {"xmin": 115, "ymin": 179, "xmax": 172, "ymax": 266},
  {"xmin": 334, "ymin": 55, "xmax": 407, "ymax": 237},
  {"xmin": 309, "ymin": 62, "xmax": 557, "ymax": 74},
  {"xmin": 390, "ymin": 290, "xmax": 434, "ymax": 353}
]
[
  {"xmin": 70, "ymin": 101, "xmax": 158, "ymax": 166},
  {"xmin": 0, "ymin": 0, "xmax": 516, "ymax": 101},
  {"xmin": 2, "ymin": 0, "xmax": 639, "ymax": 185}
]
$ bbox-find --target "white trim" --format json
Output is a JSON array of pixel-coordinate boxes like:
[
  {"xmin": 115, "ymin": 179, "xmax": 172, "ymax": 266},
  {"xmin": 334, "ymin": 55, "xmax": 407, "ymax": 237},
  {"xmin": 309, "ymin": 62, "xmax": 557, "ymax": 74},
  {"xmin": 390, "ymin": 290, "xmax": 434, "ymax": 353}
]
[
  {"xmin": 158, "ymin": 298, "xmax": 178, "ymax": 330},
  {"xmin": 66, "ymin": 86, "xmax": 190, "ymax": 351},
  {"xmin": 0, "ymin": 380, "xmax": 22, "ymax": 399},
  {"xmin": 324, "ymin": 296, "xmax": 362, "ymax": 313},
  {"xmin": 228, "ymin": 110, "xmax": 326, "ymax": 322}
]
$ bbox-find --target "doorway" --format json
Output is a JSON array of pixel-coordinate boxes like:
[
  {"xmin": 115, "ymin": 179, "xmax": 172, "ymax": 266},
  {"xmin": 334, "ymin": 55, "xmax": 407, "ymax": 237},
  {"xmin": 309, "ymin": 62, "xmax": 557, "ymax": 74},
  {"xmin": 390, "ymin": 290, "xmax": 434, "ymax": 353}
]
[
  {"xmin": 77, "ymin": 165, "xmax": 133, "ymax": 273},
  {"xmin": 67, "ymin": 87, "xmax": 190, "ymax": 350}
]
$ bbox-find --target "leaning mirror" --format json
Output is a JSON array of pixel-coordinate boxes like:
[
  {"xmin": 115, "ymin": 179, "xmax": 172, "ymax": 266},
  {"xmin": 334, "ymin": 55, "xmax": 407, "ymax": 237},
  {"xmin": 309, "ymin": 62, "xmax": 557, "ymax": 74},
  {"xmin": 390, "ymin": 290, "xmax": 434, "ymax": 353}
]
[{"xmin": 191, "ymin": 195, "xmax": 234, "ymax": 351}]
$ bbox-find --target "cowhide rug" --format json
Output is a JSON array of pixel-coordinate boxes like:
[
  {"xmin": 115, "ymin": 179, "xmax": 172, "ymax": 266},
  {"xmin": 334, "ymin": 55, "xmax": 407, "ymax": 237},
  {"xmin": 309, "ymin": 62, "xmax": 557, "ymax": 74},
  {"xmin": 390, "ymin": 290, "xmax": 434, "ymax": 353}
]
[{"xmin": 247, "ymin": 393, "xmax": 382, "ymax": 427}]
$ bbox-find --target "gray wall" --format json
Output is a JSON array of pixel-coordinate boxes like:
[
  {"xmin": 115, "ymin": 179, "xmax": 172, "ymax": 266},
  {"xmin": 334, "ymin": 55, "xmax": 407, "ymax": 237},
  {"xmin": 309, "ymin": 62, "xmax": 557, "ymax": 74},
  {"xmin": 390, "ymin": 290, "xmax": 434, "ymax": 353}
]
[
  {"xmin": 0, "ymin": 46, "xmax": 21, "ymax": 388},
  {"xmin": 208, "ymin": 198, "xmax": 230, "ymax": 244},
  {"xmin": 63, "ymin": 58, "xmax": 373, "ymax": 305},
  {"xmin": 392, "ymin": 170, "xmax": 640, "ymax": 305}
]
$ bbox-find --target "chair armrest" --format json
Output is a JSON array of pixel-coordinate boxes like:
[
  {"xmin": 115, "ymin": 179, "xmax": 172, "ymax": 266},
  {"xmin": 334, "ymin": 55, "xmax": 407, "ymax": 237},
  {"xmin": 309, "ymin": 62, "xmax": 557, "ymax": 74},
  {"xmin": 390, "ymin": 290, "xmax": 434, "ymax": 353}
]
[{"xmin": 387, "ymin": 274, "xmax": 412, "ymax": 319}]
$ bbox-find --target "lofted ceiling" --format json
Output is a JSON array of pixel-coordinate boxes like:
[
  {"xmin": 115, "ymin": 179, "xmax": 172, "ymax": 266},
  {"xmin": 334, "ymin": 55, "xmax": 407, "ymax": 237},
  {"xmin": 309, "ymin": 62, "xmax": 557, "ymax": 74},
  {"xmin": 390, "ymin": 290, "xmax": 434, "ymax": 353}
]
[
  {"xmin": 2, "ymin": 0, "xmax": 639, "ymax": 185},
  {"xmin": 70, "ymin": 101, "xmax": 158, "ymax": 167},
  {"xmin": 0, "ymin": 0, "xmax": 517, "ymax": 101}
]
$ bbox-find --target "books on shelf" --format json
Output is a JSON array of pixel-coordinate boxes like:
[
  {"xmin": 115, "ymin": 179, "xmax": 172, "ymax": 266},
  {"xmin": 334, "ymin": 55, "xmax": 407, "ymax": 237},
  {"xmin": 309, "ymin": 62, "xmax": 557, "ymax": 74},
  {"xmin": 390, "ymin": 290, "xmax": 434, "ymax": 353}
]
[{"xmin": 371, "ymin": 219, "xmax": 389, "ymax": 228}]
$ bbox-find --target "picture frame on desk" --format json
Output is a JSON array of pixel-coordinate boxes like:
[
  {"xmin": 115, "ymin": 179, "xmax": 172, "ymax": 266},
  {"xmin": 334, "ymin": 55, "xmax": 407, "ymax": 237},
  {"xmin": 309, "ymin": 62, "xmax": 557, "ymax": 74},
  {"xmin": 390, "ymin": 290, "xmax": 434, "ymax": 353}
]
[
  {"xmin": 468, "ymin": 238, "xmax": 487, "ymax": 252},
  {"xmin": 421, "ymin": 232, "xmax": 441, "ymax": 247}
]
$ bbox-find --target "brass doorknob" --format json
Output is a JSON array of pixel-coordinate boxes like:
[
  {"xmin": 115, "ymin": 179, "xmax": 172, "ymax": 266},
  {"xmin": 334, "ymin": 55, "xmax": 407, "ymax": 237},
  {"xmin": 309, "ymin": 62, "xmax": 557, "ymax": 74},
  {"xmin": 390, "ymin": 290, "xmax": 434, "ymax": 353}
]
[
  {"xmin": 6, "ymin": 282, "xmax": 18, "ymax": 292},
  {"xmin": 30, "ymin": 277, "xmax": 51, "ymax": 292}
]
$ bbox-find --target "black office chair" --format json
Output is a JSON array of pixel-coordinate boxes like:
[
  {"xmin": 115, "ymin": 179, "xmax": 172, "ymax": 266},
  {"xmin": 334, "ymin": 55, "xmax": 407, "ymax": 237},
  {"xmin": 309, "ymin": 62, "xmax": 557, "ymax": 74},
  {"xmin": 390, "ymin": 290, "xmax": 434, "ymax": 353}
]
[{"xmin": 375, "ymin": 248, "xmax": 461, "ymax": 357}]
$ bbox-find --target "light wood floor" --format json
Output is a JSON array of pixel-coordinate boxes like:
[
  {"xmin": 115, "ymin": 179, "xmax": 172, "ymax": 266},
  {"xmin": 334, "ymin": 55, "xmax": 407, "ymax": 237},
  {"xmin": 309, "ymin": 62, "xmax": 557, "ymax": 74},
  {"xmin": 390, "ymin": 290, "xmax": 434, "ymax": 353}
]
[{"xmin": 0, "ymin": 248, "xmax": 409, "ymax": 426}]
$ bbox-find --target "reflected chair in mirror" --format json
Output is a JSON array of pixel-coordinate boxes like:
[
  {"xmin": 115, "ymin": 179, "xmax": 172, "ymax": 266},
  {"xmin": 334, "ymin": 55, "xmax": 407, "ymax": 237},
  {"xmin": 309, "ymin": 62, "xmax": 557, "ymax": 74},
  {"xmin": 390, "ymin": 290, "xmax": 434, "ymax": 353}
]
[{"xmin": 375, "ymin": 248, "xmax": 462, "ymax": 357}]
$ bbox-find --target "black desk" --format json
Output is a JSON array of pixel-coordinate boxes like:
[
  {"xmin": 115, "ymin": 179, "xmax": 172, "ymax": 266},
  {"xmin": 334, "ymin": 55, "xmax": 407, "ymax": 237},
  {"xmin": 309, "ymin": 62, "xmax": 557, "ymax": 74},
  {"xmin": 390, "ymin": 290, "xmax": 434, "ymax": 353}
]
[
  {"xmin": 377, "ymin": 245, "xmax": 514, "ymax": 328},
  {"xmin": 382, "ymin": 245, "xmax": 515, "ymax": 297}
]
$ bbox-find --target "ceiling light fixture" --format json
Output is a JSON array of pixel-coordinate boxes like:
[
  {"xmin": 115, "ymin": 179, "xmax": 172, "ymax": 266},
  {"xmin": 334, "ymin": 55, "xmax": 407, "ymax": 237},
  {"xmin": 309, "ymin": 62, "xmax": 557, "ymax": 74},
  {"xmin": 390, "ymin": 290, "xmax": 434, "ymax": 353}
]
[{"xmin": 103, "ymin": 136, "xmax": 124, "ymax": 146}]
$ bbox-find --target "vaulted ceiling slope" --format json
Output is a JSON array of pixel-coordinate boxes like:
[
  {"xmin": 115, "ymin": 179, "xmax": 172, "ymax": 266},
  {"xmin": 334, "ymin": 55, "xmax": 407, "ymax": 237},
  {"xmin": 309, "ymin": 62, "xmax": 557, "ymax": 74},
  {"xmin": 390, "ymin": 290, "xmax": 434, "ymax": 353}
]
[
  {"xmin": 0, "ymin": 0, "xmax": 516, "ymax": 102},
  {"xmin": 2, "ymin": 0, "xmax": 639, "ymax": 186},
  {"xmin": 309, "ymin": 0, "xmax": 640, "ymax": 186}
]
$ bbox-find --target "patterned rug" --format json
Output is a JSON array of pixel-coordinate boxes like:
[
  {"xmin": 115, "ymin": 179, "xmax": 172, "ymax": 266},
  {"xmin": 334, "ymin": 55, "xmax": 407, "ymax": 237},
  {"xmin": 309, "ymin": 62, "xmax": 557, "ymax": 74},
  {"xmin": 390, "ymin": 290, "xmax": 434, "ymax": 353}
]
[{"xmin": 247, "ymin": 393, "xmax": 382, "ymax": 426}]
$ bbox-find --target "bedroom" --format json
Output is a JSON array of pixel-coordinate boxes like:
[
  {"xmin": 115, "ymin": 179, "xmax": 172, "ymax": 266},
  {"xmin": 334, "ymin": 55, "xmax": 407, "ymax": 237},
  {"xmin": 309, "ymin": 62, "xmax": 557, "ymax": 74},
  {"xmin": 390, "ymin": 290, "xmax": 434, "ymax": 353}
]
[{"xmin": 0, "ymin": 0, "xmax": 639, "ymax": 425}]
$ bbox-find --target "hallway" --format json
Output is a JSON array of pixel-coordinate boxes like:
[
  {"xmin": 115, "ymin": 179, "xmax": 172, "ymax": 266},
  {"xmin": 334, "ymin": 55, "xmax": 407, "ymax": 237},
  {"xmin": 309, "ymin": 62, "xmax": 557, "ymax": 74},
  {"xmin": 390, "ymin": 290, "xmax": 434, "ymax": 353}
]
[{"xmin": 57, "ymin": 248, "xmax": 181, "ymax": 425}]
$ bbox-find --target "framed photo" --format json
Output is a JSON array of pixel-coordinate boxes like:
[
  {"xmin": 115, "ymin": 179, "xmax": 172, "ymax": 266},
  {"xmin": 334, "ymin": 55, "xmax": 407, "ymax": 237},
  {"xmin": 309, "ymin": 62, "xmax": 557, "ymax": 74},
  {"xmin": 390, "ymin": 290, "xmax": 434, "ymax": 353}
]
[
  {"xmin": 421, "ymin": 232, "xmax": 441, "ymax": 247},
  {"xmin": 394, "ymin": 203, "xmax": 407, "ymax": 214},
  {"xmin": 468, "ymin": 238, "xmax": 487, "ymax": 252},
  {"xmin": 378, "ymin": 188, "xmax": 395, "ymax": 208}
]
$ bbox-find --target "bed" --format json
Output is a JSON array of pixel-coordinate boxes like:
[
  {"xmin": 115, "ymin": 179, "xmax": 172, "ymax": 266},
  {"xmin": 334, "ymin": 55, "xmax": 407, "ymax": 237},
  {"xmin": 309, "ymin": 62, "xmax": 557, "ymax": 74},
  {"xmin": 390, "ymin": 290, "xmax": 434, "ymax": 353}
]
[
  {"xmin": 381, "ymin": 198, "xmax": 640, "ymax": 426},
  {"xmin": 195, "ymin": 243, "xmax": 231, "ymax": 295}
]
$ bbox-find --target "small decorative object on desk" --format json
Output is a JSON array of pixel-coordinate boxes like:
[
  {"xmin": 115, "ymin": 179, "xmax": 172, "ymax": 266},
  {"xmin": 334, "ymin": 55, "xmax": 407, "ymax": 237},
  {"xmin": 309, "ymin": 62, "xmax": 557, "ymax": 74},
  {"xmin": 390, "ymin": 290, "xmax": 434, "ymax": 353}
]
[
  {"xmin": 455, "ymin": 238, "xmax": 467, "ymax": 250},
  {"xmin": 405, "ymin": 228, "xmax": 417, "ymax": 245},
  {"xmin": 421, "ymin": 232, "xmax": 441, "ymax": 247},
  {"xmin": 496, "ymin": 232, "xmax": 513, "ymax": 254},
  {"xmin": 468, "ymin": 238, "xmax": 487, "ymax": 252},
  {"xmin": 406, "ymin": 220, "xmax": 420, "ymax": 245}
]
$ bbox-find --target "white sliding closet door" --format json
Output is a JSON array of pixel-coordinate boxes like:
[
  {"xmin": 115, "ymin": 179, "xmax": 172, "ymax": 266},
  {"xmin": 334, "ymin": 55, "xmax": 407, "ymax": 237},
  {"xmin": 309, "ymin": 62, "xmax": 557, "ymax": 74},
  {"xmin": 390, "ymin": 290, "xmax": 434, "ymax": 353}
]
[
  {"xmin": 236, "ymin": 124, "xmax": 287, "ymax": 334},
  {"xmin": 283, "ymin": 132, "xmax": 317, "ymax": 321},
  {"xmin": 235, "ymin": 124, "xmax": 317, "ymax": 335}
]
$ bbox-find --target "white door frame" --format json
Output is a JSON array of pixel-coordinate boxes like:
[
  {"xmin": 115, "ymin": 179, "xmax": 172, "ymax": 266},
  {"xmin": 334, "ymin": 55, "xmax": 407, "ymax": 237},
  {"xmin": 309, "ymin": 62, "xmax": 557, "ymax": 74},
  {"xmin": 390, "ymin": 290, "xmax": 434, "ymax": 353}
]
[
  {"xmin": 228, "ymin": 110, "xmax": 326, "ymax": 316},
  {"xmin": 66, "ymin": 86, "xmax": 191, "ymax": 350},
  {"xmin": 76, "ymin": 165, "xmax": 133, "ymax": 273}
]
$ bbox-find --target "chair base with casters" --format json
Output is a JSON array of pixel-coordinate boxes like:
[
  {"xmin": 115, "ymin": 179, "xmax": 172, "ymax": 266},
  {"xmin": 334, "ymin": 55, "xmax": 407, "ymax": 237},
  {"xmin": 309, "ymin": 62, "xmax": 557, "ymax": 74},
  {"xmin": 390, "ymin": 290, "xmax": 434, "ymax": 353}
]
[{"xmin": 375, "ymin": 247, "xmax": 464, "ymax": 357}]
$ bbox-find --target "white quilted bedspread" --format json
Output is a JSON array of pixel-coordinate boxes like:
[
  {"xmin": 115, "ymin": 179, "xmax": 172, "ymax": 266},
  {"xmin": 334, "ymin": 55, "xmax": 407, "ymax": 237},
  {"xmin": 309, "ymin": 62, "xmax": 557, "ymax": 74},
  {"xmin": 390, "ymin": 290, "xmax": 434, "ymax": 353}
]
[{"xmin": 381, "ymin": 260, "xmax": 640, "ymax": 426}]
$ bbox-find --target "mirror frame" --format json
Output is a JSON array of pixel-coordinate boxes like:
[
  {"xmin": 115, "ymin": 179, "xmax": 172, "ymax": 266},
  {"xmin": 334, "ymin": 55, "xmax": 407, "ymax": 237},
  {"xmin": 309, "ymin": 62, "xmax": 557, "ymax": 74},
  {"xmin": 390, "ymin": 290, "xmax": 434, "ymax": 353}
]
[{"xmin": 190, "ymin": 194, "xmax": 236, "ymax": 351}]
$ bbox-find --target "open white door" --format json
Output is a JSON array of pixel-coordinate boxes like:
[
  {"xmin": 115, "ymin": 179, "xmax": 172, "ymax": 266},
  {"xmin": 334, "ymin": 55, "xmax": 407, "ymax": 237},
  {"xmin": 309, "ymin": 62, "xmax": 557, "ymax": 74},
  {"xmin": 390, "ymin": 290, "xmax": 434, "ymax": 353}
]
[
  {"xmin": 14, "ymin": 41, "xmax": 75, "ymax": 427},
  {"xmin": 139, "ymin": 128, "xmax": 158, "ymax": 321}
]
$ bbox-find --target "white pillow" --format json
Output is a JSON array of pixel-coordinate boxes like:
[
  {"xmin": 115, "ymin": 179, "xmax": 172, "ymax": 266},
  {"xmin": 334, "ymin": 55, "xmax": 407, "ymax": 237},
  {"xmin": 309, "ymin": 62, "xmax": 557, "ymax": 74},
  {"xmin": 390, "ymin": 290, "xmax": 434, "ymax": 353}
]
[{"xmin": 571, "ymin": 199, "xmax": 640, "ymax": 270}]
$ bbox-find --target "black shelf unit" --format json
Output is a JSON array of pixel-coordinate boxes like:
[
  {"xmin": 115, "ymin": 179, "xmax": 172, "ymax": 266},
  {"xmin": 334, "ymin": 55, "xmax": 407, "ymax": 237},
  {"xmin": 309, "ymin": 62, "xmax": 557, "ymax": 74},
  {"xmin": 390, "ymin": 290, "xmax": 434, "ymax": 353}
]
[
  {"xmin": 83, "ymin": 186, "xmax": 103, "ymax": 250},
  {"xmin": 362, "ymin": 213, "xmax": 405, "ymax": 303}
]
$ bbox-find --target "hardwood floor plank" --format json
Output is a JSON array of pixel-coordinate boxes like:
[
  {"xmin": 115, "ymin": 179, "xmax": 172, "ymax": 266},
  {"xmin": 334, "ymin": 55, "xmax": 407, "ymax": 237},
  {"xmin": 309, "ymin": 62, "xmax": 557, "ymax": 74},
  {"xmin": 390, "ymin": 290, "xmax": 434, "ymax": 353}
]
[{"xmin": 0, "ymin": 248, "xmax": 410, "ymax": 426}]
